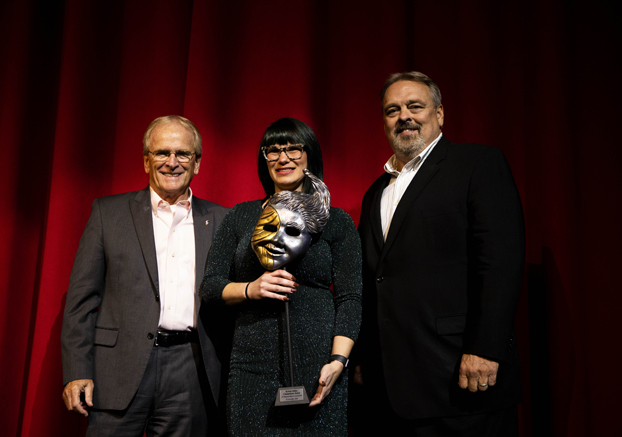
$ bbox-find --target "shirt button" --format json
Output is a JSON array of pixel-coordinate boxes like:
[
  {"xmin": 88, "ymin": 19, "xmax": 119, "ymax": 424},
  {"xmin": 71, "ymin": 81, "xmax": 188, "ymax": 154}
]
[
  {"xmin": 377, "ymin": 277, "xmax": 384, "ymax": 283},
  {"xmin": 172, "ymin": 253, "xmax": 175, "ymax": 257}
]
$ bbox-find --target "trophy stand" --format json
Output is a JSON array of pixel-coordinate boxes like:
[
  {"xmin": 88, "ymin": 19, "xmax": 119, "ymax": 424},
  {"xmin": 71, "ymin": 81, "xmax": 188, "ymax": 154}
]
[{"xmin": 275, "ymin": 270, "xmax": 309, "ymax": 406}]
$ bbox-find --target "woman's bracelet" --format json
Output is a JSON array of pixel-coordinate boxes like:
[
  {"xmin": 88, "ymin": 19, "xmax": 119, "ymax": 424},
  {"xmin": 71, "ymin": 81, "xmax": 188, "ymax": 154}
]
[{"xmin": 245, "ymin": 282, "xmax": 251, "ymax": 300}]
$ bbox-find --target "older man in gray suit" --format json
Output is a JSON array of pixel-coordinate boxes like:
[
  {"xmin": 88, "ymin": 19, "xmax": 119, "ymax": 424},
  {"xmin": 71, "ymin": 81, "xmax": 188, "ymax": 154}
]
[{"xmin": 61, "ymin": 115, "xmax": 228, "ymax": 436}]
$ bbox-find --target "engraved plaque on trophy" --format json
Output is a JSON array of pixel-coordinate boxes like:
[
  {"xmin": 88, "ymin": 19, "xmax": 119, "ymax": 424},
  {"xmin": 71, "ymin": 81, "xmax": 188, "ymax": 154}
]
[{"xmin": 275, "ymin": 386, "xmax": 310, "ymax": 406}]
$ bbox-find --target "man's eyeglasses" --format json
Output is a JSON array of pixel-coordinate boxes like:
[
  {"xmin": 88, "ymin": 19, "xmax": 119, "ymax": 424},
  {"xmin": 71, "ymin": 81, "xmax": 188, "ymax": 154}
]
[
  {"xmin": 148, "ymin": 150, "xmax": 196, "ymax": 163},
  {"xmin": 261, "ymin": 144, "xmax": 305, "ymax": 162}
]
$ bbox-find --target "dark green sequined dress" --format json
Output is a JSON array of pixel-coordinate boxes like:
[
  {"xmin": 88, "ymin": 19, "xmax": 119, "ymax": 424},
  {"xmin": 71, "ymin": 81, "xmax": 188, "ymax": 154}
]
[{"xmin": 202, "ymin": 200, "xmax": 362, "ymax": 436}]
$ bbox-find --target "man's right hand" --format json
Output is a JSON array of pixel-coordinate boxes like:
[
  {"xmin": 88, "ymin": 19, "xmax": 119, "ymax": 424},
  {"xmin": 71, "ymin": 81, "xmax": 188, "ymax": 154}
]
[{"xmin": 62, "ymin": 379, "xmax": 94, "ymax": 416}]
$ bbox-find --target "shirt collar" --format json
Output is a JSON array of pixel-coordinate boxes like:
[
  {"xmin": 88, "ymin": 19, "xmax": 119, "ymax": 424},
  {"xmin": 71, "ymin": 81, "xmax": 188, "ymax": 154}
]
[
  {"xmin": 149, "ymin": 187, "xmax": 193, "ymax": 216},
  {"xmin": 384, "ymin": 132, "xmax": 443, "ymax": 177}
]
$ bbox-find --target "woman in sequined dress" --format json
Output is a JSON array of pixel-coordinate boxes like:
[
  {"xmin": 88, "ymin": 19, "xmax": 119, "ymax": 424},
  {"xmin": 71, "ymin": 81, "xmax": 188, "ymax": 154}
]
[{"xmin": 201, "ymin": 118, "xmax": 362, "ymax": 436}]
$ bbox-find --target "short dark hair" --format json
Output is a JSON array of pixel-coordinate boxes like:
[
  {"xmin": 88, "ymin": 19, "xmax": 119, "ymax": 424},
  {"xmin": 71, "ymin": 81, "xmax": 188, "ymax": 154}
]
[
  {"xmin": 380, "ymin": 71, "xmax": 442, "ymax": 108},
  {"xmin": 257, "ymin": 118, "xmax": 324, "ymax": 196}
]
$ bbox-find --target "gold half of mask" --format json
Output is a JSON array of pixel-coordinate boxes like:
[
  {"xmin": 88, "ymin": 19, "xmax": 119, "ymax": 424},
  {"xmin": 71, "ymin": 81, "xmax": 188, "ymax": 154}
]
[{"xmin": 251, "ymin": 205, "xmax": 280, "ymax": 270}]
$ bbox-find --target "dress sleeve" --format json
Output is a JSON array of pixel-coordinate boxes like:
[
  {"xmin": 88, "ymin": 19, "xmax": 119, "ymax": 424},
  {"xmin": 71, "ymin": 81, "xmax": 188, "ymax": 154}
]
[
  {"xmin": 330, "ymin": 209, "xmax": 363, "ymax": 342},
  {"xmin": 200, "ymin": 204, "xmax": 241, "ymax": 306}
]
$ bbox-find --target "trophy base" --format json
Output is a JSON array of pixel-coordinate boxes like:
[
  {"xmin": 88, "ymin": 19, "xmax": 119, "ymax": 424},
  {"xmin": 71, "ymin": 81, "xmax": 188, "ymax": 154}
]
[{"xmin": 275, "ymin": 386, "xmax": 310, "ymax": 406}]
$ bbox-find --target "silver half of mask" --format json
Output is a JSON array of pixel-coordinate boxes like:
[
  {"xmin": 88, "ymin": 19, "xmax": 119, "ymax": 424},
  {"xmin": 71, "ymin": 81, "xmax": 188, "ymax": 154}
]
[{"xmin": 251, "ymin": 205, "xmax": 312, "ymax": 271}]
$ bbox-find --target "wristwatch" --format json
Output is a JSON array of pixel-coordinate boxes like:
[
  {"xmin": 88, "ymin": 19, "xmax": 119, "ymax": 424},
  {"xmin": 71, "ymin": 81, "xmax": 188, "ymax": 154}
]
[{"xmin": 330, "ymin": 354, "xmax": 349, "ymax": 368}]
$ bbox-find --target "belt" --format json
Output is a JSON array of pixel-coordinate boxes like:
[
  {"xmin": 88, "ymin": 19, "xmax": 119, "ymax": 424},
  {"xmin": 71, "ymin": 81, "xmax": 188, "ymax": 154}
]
[{"xmin": 154, "ymin": 329, "xmax": 198, "ymax": 347}]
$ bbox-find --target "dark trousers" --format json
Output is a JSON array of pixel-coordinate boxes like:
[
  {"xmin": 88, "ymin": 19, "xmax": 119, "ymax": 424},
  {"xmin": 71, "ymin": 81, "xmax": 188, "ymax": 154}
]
[
  {"xmin": 351, "ymin": 378, "xmax": 519, "ymax": 437},
  {"xmin": 87, "ymin": 342, "xmax": 208, "ymax": 437},
  {"xmin": 376, "ymin": 406, "xmax": 519, "ymax": 437}
]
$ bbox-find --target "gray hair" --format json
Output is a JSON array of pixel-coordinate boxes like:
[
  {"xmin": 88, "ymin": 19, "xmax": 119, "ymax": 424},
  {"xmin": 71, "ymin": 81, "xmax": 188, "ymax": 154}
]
[
  {"xmin": 266, "ymin": 169, "xmax": 330, "ymax": 234},
  {"xmin": 142, "ymin": 115, "xmax": 202, "ymax": 157},
  {"xmin": 380, "ymin": 71, "xmax": 442, "ymax": 108}
]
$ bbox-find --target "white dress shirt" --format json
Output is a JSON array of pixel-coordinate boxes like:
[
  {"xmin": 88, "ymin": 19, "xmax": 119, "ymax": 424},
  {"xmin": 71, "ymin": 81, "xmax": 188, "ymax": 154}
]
[
  {"xmin": 150, "ymin": 187, "xmax": 197, "ymax": 331},
  {"xmin": 381, "ymin": 133, "xmax": 443, "ymax": 240}
]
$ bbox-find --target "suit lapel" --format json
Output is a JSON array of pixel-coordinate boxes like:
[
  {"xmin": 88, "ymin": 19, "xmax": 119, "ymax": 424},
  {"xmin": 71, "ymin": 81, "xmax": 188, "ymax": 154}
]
[
  {"xmin": 369, "ymin": 174, "xmax": 390, "ymax": 253},
  {"xmin": 379, "ymin": 137, "xmax": 450, "ymax": 265},
  {"xmin": 129, "ymin": 188, "xmax": 160, "ymax": 296},
  {"xmin": 192, "ymin": 197, "xmax": 214, "ymax": 292}
]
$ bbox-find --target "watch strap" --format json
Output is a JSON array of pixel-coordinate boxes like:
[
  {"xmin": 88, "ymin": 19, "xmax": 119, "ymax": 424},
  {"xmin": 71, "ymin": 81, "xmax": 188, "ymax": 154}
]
[{"xmin": 330, "ymin": 354, "xmax": 349, "ymax": 368}]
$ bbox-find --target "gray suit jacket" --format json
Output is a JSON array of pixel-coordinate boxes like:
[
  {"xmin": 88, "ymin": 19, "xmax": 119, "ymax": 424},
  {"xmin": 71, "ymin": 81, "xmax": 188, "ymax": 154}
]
[{"xmin": 61, "ymin": 188, "xmax": 228, "ymax": 410}]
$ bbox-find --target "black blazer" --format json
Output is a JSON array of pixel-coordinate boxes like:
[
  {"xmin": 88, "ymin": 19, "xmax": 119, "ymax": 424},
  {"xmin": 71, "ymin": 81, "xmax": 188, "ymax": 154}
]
[
  {"xmin": 358, "ymin": 136, "xmax": 525, "ymax": 419},
  {"xmin": 61, "ymin": 188, "xmax": 228, "ymax": 410}
]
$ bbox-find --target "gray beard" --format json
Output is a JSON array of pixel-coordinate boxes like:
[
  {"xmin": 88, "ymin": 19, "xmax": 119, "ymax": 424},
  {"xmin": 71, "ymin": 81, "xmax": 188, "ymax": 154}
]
[{"xmin": 391, "ymin": 132, "xmax": 426, "ymax": 162}]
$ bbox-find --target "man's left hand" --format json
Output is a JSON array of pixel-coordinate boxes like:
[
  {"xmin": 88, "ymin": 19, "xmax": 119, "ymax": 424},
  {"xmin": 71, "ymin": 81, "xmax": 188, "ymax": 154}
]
[{"xmin": 458, "ymin": 354, "xmax": 499, "ymax": 392}]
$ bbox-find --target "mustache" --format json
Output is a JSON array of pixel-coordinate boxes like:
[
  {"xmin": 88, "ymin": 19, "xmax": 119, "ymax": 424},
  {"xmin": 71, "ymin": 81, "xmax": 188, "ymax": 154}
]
[{"xmin": 394, "ymin": 120, "xmax": 422, "ymax": 134}]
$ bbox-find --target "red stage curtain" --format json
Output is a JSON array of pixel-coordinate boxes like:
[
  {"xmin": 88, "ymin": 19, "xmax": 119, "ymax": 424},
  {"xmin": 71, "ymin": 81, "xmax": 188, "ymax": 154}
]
[{"xmin": 1, "ymin": 1, "xmax": 620, "ymax": 435}]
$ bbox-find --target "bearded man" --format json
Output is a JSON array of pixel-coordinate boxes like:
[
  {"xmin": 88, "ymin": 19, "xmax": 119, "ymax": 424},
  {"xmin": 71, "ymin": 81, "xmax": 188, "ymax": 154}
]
[{"xmin": 355, "ymin": 72, "xmax": 525, "ymax": 436}]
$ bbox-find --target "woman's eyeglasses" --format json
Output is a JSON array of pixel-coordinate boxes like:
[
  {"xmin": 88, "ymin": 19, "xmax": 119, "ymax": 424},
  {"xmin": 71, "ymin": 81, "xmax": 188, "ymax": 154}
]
[{"xmin": 261, "ymin": 144, "xmax": 305, "ymax": 162}]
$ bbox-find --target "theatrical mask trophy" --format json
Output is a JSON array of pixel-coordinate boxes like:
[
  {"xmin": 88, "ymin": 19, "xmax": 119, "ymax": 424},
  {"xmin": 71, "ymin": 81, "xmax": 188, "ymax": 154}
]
[{"xmin": 251, "ymin": 169, "xmax": 330, "ymax": 406}]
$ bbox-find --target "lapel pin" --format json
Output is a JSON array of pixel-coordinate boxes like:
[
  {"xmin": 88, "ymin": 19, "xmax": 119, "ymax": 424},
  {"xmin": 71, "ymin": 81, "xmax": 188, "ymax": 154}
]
[{"xmin": 205, "ymin": 220, "xmax": 209, "ymax": 225}]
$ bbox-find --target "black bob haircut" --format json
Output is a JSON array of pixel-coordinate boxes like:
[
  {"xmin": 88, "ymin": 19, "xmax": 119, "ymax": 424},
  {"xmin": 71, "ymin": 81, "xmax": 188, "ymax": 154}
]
[{"xmin": 257, "ymin": 118, "xmax": 324, "ymax": 196}]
